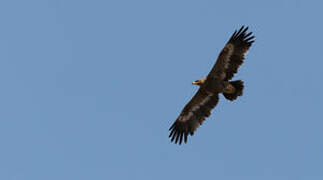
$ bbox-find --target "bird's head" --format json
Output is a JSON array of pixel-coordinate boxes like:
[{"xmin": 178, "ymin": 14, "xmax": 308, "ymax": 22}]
[{"xmin": 192, "ymin": 78, "xmax": 206, "ymax": 86}]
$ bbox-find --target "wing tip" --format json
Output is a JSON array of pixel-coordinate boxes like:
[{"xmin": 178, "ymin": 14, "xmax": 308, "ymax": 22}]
[
  {"xmin": 168, "ymin": 121, "xmax": 191, "ymax": 145},
  {"xmin": 169, "ymin": 93, "xmax": 219, "ymax": 145},
  {"xmin": 229, "ymin": 25, "xmax": 255, "ymax": 45}
]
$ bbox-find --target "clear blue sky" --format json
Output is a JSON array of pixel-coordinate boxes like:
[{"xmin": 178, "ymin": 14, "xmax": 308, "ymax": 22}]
[{"xmin": 1, "ymin": 0, "xmax": 323, "ymax": 179}]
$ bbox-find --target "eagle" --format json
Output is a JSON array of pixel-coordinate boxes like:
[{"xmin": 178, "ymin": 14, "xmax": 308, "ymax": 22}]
[{"xmin": 169, "ymin": 26, "xmax": 255, "ymax": 145}]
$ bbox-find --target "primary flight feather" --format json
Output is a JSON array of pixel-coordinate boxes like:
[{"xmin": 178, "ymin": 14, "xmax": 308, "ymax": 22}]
[{"xmin": 169, "ymin": 26, "xmax": 255, "ymax": 145}]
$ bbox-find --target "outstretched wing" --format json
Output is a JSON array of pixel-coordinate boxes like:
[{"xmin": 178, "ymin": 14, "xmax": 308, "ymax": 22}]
[
  {"xmin": 207, "ymin": 26, "xmax": 255, "ymax": 80},
  {"xmin": 169, "ymin": 89, "xmax": 219, "ymax": 145}
]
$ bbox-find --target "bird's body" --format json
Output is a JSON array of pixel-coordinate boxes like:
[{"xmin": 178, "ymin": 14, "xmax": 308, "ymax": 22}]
[
  {"xmin": 196, "ymin": 78, "xmax": 237, "ymax": 95},
  {"xmin": 169, "ymin": 26, "xmax": 255, "ymax": 145}
]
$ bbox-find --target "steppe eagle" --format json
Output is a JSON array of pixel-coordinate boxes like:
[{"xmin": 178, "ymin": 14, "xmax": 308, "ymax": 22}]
[{"xmin": 169, "ymin": 26, "xmax": 255, "ymax": 145}]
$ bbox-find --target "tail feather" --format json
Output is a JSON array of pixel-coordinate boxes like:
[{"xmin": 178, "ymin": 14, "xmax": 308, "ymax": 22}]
[{"xmin": 223, "ymin": 80, "xmax": 244, "ymax": 101}]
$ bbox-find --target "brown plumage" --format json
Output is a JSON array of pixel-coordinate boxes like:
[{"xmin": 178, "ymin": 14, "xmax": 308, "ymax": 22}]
[{"xmin": 169, "ymin": 26, "xmax": 255, "ymax": 145}]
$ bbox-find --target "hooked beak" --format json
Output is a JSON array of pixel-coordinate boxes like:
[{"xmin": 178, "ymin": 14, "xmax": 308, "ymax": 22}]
[{"xmin": 192, "ymin": 81, "xmax": 199, "ymax": 85}]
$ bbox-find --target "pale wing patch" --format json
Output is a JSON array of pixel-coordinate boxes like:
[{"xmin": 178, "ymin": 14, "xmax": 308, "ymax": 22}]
[
  {"xmin": 178, "ymin": 112, "xmax": 193, "ymax": 122},
  {"xmin": 224, "ymin": 43, "xmax": 234, "ymax": 69},
  {"xmin": 219, "ymin": 43, "xmax": 234, "ymax": 80},
  {"xmin": 177, "ymin": 94, "xmax": 213, "ymax": 122}
]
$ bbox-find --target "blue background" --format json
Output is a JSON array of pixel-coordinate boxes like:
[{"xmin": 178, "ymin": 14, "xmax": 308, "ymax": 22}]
[{"xmin": 1, "ymin": 0, "xmax": 323, "ymax": 179}]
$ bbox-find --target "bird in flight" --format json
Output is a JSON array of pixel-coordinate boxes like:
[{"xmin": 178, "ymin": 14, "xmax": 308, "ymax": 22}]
[{"xmin": 169, "ymin": 26, "xmax": 255, "ymax": 145}]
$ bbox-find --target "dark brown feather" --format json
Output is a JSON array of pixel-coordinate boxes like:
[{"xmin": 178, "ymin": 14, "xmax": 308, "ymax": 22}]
[
  {"xmin": 169, "ymin": 26, "xmax": 254, "ymax": 145},
  {"xmin": 207, "ymin": 26, "xmax": 255, "ymax": 80},
  {"xmin": 169, "ymin": 89, "xmax": 219, "ymax": 145},
  {"xmin": 224, "ymin": 26, "xmax": 255, "ymax": 81}
]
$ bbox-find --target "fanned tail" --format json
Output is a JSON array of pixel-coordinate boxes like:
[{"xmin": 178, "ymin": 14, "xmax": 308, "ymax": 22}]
[{"xmin": 223, "ymin": 80, "xmax": 244, "ymax": 101}]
